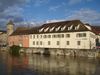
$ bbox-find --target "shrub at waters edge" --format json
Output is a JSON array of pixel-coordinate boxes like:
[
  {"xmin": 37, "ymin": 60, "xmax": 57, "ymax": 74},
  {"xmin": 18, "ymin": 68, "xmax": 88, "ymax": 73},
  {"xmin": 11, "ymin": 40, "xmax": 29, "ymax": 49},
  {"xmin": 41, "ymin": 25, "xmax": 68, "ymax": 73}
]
[{"xmin": 9, "ymin": 45, "xmax": 21, "ymax": 55}]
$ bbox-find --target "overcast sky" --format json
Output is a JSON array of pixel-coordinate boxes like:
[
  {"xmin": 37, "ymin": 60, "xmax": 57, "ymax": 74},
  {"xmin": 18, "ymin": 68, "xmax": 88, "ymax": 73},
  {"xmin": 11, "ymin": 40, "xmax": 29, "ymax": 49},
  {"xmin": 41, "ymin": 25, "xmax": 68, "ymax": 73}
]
[{"xmin": 0, "ymin": 0, "xmax": 100, "ymax": 29}]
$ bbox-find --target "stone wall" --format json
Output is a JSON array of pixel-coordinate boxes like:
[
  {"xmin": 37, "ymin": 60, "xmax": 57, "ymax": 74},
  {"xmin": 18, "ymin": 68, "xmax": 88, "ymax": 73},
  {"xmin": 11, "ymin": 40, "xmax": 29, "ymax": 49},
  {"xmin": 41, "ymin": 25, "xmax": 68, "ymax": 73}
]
[{"xmin": 20, "ymin": 48, "xmax": 100, "ymax": 58}]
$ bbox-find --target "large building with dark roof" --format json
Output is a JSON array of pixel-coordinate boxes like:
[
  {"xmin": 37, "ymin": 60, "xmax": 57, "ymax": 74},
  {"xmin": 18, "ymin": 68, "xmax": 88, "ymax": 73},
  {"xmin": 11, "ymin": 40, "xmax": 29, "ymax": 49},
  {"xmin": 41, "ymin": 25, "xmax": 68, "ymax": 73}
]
[{"xmin": 8, "ymin": 20, "xmax": 100, "ymax": 49}]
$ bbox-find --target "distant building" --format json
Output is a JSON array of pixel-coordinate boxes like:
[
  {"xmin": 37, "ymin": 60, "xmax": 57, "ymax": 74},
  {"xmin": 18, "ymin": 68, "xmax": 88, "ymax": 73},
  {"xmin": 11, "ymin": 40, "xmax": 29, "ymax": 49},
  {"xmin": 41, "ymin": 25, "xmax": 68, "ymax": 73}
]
[
  {"xmin": 8, "ymin": 27, "xmax": 30, "ymax": 47},
  {"xmin": 8, "ymin": 20, "xmax": 100, "ymax": 49},
  {"xmin": 92, "ymin": 26, "xmax": 100, "ymax": 48},
  {"xmin": 0, "ymin": 30, "xmax": 7, "ymax": 47},
  {"xmin": 7, "ymin": 20, "xmax": 14, "ymax": 36},
  {"xmin": 0, "ymin": 20, "xmax": 14, "ymax": 47}
]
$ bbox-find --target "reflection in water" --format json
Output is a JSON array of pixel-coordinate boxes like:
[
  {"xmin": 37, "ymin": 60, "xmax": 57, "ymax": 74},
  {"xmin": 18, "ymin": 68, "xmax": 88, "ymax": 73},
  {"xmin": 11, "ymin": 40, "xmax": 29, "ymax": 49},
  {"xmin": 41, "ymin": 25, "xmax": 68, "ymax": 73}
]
[{"xmin": 0, "ymin": 51, "xmax": 100, "ymax": 75}]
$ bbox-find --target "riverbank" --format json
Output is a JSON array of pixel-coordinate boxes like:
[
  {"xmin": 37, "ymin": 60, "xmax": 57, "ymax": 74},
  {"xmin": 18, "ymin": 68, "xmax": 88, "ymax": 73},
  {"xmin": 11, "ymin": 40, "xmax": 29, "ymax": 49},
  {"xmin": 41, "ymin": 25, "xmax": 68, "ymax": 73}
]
[
  {"xmin": 1, "ymin": 47, "xmax": 100, "ymax": 58},
  {"xmin": 19, "ymin": 48, "xmax": 100, "ymax": 58}
]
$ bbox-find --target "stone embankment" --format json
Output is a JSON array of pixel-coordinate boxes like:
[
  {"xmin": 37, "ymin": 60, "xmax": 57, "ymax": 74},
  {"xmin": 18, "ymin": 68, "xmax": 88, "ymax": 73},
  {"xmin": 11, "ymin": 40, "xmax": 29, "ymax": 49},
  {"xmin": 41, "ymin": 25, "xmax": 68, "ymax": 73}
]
[{"xmin": 20, "ymin": 48, "xmax": 100, "ymax": 58}]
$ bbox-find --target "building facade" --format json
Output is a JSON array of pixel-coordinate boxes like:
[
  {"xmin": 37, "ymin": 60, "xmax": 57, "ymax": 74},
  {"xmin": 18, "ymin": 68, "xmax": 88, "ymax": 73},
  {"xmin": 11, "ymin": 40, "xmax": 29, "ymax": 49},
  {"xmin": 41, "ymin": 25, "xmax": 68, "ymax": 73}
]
[
  {"xmin": 29, "ymin": 20, "xmax": 97, "ymax": 49},
  {"xmin": 8, "ymin": 20, "xmax": 100, "ymax": 49},
  {"xmin": 0, "ymin": 30, "xmax": 7, "ymax": 47},
  {"xmin": 7, "ymin": 20, "xmax": 14, "ymax": 36},
  {"xmin": 8, "ymin": 27, "xmax": 30, "ymax": 47}
]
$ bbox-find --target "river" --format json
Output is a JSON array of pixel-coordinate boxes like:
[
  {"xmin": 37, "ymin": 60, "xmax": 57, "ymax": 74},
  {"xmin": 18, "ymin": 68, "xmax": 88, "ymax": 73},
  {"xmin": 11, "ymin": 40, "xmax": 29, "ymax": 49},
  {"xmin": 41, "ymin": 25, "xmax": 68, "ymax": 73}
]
[{"xmin": 0, "ymin": 51, "xmax": 100, "ymax": 75}]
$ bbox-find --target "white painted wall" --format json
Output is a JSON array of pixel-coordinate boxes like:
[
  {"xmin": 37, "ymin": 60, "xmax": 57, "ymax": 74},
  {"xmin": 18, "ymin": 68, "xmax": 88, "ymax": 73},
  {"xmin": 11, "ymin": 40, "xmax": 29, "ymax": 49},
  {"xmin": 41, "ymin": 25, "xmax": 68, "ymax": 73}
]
[{"xmin": 29, "ymin": 31, "xmax": 96, "ymax": 49}]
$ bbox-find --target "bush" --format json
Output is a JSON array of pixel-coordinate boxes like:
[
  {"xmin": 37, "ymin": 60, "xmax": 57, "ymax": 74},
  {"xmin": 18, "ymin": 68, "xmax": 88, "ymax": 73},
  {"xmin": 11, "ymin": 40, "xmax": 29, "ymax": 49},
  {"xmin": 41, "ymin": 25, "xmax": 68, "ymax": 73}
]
[{"xmin": 9, "ymin": 45, "xmax": 21, "ymax": 56}]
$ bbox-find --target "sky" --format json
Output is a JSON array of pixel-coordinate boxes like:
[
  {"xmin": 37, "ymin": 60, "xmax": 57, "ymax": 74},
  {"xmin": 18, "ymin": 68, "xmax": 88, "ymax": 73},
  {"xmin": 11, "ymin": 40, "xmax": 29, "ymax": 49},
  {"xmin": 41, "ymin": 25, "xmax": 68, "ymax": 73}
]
[{"xmin": 0, "ymin": 0, "xmax": 100, "ymax": 29}]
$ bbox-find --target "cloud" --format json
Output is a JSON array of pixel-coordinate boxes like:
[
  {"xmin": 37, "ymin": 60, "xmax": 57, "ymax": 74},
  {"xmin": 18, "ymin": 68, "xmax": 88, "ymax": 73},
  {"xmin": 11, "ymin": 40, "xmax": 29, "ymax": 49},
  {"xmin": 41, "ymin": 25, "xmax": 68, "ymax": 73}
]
[
  {"xmin": 31, "ymin": 0, "xmax": 49, "ymax": 7},
  {"xmin": 49, "ymin": 5, "xmax": 61, "ymax": 11},
  {"xmin": 0, "ymin": 0, "xmax": 50, "ymax": 29},
  {"xmin": 0, "ymin": 0, "xmax": 30, "ymax": 29},
  {"xmin": 45, "ymin": 19, "xmax": 66, "ymax": 23},
  {"xmin": 49, "ymin": 2, "xmax": 66, "ymax": 12},
  {"xmin": 66, "ymin": 8, "xmax": 100, "ymax": 24},
  {"xmin": 68, "ymin": 0, "xmax": 93, "ymax": 5}
]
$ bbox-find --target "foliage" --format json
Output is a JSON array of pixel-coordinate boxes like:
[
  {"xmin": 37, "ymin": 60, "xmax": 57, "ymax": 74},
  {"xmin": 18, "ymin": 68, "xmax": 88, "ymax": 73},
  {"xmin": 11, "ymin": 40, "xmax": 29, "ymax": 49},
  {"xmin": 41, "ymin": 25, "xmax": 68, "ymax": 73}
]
[{"xmin": 9, "ymin": 45, "xmax": 21, "ymax": 56}]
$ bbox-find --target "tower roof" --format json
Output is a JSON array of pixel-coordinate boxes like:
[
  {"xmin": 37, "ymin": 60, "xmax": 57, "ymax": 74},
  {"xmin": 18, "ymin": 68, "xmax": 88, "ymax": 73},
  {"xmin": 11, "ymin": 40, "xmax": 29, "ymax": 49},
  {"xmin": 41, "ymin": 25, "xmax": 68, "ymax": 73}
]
[{"xmin": 7, "ymin": 20, "xmax": 14, "ymax": 25}]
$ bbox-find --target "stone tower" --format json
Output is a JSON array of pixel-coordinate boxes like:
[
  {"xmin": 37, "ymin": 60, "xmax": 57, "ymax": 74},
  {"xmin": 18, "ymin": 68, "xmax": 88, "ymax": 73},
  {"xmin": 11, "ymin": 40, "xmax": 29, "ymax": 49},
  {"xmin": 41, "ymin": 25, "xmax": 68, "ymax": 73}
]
[{"xmin": 7, "ymin": 20, "xmax": 14, "ymax": 36}]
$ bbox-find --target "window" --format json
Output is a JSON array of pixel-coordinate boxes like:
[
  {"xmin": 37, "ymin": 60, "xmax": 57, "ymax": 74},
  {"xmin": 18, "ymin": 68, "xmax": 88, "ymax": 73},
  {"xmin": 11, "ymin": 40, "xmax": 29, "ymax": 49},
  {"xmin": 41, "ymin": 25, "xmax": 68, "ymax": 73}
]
[
  {"xmin": 39, "ymin": 27, "xmax": 44, "ymax": 32},
  {"xmin": 36, "ymin": 41, "xmax": 39, "ymax": 45},
  {"xmin": 50, "ymin": 27, "xmax": 55, "ymax": 32},
  {"xmin": 83, "ymin": 33, "xmax": 86, "ymax": 37},
  {"xmin": 66, "ymin": 41, "xmax": 70, "ymax": 45},
  {"xmin": 76, "ymin": 33, "xmax": 86, "ymax": 37},
  {"xmin": 40, "ymin": 41, "xmax": 42, "ymax": 45},
  {"xmin": 44, "ymin": 27, "xmax": 49, "ymax": 32},
  {"xmin": 77, "ymin": 41, "xmax": 81, "ymax": 45},
  {"xmin": 57, "ymin": 34, "xmax": 61, "ymax": 38},
  {"xmin": 48, "ymin": 41, "xmax": 51, "ymax": 45},
  {"xmin": 48, "ymin": 35, "xmax": 50, "ymax": 38},
  {"xmin": 33, "ymin": 41, "xmax": 35, "ymax": 45},
  {"xmin": 66, "ymin": 34, "xmax": 70, "ymax": 38},
  {"xmin": 56, "ymin": 26, "xmax": 61, "ymax": 31},
  {"xmin": 61, "ymin": 34, "xmax": 64, "ymax": 38},
  {"xmin": 52, "ymin": 35, "xmax": 57, "ymax": 38},
  {"xmin": 40, "ymin": 35, "xmax": 42, "ymax": 38},
  {"xmin": 68, "ymin": 25, "xmax": 73, "ymax": 30},
  {"xmin": 79, "ymin": 34, "xmax": 82, "ymax": 37},
  {"xmin": 33, "ymin": 35, "xmax": 35, "ymax": 38},
  {"xmin": 37, "ymin": 35, "xmax": 39, "ymax": 38},
  {"xmin": 75, "ymin": 24, "xmax": 80, "ymax": 30},
  {"xmin": 57, "ymin": 41, "xmax": 60, "ymax": 45},
  {"xmin": 44, "ymin": 35, "xmax": 47, "ymax": 38},
  {"xmin": 61, "ymin": 25, "xmax": 66, "ymax": 31}
]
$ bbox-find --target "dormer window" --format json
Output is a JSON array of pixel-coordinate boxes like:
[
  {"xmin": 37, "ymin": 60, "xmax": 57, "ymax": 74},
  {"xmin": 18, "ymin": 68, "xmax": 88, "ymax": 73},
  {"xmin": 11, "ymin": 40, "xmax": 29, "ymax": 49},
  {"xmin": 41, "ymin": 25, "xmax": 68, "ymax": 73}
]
[
  {"xmin": 56, "ymin": 26, "xmax": 61, "ymax": 31},
  {"xmin": 39, "ymin": 27, "xmax": 44, "ymax": 32},
  {"xmin": 50, "ymin": 26, "xmax": 55, "ymax": 32},
  {"xmin": 61, "ymin": 25, "xmax": 66, "ymax": 31},
  {"xmin": 68, "ymin": 27, "xmax": 70, "ymax": 30},
  {"xmin": 85, "ymin": 24, "xmax": 91, "ymax": 30},
  {"xmin": 70, "ymin": 25, "xmax": 73, "ymax": 30},
  {"xmin": 44, "ymin": 27, "xmax": 49, "ymax": 32},
  {"xmin": 68, "ymin": 25, "xmax": 73, "ymax": 30},
  {"xmin": 75, "ymin": 24, "xmax": 80, "ymax": 30}
]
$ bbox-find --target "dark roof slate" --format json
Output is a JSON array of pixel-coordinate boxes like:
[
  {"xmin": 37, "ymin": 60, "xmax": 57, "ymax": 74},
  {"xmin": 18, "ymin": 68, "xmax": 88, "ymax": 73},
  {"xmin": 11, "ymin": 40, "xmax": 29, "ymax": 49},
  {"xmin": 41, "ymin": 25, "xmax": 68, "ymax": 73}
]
[
  {"xmin": 10, "ymin": 26, "xmax": 40, "ymax": 36},
  {"xmin": 91, "ymin": 26, "xmax": 100, "ymax": 35},
  {"xmin": 10, "ymin": 20, "xmax": 95, "ymax": 36},
  {"xmin": 39, "ymin": 20, "xmax": 89, "ymax": 33}
]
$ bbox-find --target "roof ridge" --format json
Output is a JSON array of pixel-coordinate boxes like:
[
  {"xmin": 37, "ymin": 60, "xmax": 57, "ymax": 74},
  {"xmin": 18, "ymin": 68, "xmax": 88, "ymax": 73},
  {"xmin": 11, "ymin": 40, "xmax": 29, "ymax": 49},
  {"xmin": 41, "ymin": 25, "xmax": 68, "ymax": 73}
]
[{"xmin": 44, "ymin": 19, "xmax": 81, "ymax": 25}]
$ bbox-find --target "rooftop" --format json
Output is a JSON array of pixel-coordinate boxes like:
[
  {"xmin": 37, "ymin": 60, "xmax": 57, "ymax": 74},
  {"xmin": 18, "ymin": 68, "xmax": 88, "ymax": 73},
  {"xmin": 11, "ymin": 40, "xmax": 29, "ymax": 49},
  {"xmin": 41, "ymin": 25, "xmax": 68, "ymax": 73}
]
[{"xmin": 10, "ymin": 20, "xmax": 100, "ymax": 36}]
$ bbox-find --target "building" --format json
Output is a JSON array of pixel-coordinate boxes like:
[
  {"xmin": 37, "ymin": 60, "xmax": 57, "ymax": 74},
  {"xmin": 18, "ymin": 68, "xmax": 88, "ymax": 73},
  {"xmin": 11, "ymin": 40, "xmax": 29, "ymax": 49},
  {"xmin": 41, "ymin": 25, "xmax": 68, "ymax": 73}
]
[
  {"xmin": 8, "ymin": 27, "xmax": 30, "ymax": 47},
  {"xmin": 8, "ymin": 20, "xmax": 100, "ymax": 49},
  {"xmin": 92, "ymin": 26, "xmax": 100, "ymax": 48},
  {"xmin": 7, "ymin": 20, "xmax": 14, "ymax": 36},
  {"xmin": 29, "ymin": 20, "xmax": 98, "ymax": 49},
  {"xmin": 0, "ymin": 20, "xmax": 14, "ymax": 48},
  {"xmin": 0, "ymin": 30, "xmax": 7, "ymax": 47}
]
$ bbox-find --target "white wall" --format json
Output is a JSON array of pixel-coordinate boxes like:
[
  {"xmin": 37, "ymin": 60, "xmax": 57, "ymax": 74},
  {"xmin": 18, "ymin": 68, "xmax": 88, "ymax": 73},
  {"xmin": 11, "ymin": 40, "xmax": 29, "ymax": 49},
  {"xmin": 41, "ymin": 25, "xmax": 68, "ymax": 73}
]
[{"xmin": 29, "ymin": 31, "xmax": 96, "ymax": 49}]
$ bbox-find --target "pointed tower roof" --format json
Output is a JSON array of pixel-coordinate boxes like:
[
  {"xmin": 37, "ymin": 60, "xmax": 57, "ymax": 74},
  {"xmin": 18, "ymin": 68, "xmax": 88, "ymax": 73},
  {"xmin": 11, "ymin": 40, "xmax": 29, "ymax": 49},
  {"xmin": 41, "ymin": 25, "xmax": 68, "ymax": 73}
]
[{"xmin": 7, "ymin": 20, "xmax": 14, "ymax": 25}]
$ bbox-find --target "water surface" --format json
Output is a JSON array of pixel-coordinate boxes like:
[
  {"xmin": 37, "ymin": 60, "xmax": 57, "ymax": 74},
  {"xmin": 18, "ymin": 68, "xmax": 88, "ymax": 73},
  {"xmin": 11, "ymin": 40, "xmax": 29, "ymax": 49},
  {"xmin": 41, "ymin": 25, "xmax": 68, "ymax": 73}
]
[{"xmin": 0, "ymin": 51, "xmax": 100, "ymax": 75}]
